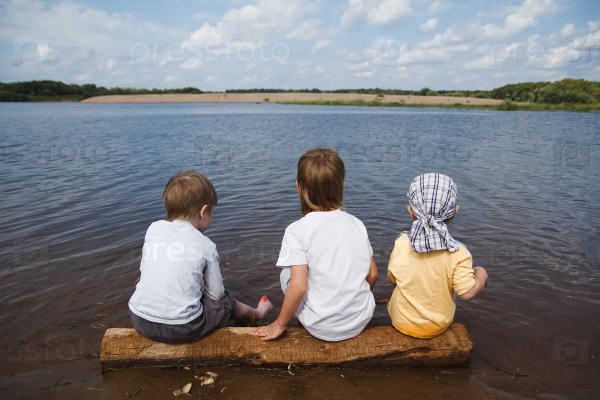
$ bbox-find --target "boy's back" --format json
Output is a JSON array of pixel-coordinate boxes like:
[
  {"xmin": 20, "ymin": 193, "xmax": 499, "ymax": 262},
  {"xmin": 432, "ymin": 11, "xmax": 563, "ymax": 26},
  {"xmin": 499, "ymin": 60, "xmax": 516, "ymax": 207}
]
[
  {"xmin": 387, "ymin": 232, "xmax": 473, "ymax": 338},
  {"xmin": 129, "ymin": 219, "xmax": 224, "ymax": 325}
]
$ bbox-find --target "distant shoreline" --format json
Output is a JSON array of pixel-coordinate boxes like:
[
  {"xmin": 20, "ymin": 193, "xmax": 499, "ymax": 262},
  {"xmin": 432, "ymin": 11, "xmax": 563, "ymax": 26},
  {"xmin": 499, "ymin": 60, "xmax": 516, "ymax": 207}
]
[{"xmin": 81, "ymin": 92, "xmax": 503, "ymax": 106}]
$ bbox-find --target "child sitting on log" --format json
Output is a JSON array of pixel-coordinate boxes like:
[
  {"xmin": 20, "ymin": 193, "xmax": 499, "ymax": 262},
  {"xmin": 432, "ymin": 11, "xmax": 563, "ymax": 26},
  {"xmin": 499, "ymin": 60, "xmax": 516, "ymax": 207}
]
[
  {"xmin": 387, "ymin": 173, "xmax": 488, "ymax": 339},
  {"xmin": 128, "ymin": 170, "xmax": 272, "ymax": 344},
  {"xmin": 254, "ymin": 148, "xmax": 378, "ymax": 341}
]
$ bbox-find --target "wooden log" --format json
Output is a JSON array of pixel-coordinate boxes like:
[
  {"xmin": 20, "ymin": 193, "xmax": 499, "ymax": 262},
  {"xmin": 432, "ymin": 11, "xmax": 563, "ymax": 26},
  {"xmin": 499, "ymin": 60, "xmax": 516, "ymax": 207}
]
[{"xmin": 100, "ymin": 323, "xmax": 472, "ymax": 369}]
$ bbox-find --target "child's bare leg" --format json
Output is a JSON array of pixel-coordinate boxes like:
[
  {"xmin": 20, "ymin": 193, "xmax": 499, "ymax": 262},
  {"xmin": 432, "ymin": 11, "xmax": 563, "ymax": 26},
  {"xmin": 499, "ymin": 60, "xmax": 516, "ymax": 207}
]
[{"xmin": 233, "ymin": 296, "xmax": 273, "ymax": 320}]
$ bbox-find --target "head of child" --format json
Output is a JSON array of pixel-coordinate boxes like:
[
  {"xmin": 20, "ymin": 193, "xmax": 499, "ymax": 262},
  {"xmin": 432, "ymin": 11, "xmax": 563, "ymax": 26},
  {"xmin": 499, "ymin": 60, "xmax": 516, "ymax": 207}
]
[
  {"xmin": 406, "ymin": 173, "xmax": 460, "ymax": 253},
  {"xmin": 296, "ymin": 148, "xmax": 345, "ymax": 216},
  {"xmin": 406, "ymin": 173, "xmax": 459, "ymax": 223},
  {"xmin": 163, "ymin": 170, "xmax": 218, "ymax": 232}
]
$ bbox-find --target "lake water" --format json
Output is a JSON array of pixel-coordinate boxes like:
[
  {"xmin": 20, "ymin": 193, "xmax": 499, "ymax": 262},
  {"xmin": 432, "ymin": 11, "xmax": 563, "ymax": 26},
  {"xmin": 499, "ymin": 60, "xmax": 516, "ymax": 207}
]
[{"xmin": 0, "ymin": 102, "xmax": 599, "ymax": 399}]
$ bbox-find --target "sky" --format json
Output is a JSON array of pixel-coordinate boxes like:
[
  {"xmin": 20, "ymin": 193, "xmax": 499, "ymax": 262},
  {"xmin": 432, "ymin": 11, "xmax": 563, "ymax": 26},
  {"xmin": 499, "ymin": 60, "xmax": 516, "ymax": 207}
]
[{"xmin": 1, "ymin": 0, "xmax": 599, "ymax": 91}]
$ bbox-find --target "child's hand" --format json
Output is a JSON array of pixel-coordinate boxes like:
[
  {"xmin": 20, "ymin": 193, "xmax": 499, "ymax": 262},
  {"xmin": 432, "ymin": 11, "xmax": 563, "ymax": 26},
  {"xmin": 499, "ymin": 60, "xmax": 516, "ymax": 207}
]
[
  {"xmin": 254, "ymin": 320, "xmax": 286, "ymax": 341},
  {"xmin": 459, "ymin": 266, "xmax": 488, "ymax": 301},
  {"xmin": 473, "ymin": 266, "xmax": 489, "ymax": 286}
]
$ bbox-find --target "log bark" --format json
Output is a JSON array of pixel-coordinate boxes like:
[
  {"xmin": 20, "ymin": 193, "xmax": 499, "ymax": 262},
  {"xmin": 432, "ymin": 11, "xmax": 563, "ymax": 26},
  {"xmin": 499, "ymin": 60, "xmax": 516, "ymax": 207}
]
[{"xmin": 100, "ymin": 323, "xmax": 472, "ymax": 369}]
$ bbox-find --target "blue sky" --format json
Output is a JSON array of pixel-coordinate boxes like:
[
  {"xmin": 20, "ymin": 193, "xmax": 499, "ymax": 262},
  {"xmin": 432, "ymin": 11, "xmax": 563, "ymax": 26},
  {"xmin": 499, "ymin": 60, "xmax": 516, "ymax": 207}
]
[{"xmin": 1, "ymin": 0, "xmax": 599, "ymax": 90}]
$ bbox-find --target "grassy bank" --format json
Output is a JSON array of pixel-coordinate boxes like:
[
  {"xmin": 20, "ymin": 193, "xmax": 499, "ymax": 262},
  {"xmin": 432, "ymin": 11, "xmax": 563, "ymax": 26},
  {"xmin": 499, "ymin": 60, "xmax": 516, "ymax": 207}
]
[{"xmin": 281, "ymin": 99, "xmax": 600, "ymax": 112}]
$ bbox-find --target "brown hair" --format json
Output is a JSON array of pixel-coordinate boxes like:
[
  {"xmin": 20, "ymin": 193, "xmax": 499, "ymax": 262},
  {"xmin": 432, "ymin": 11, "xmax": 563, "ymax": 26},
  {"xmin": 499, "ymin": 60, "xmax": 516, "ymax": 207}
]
[
  {"xmin": 297, "ymin": 148, "xmax": 345, "ymax": 216},
  {"xmin": 162, "ymin": 170, "xmax": 218, "ymax": 221}
]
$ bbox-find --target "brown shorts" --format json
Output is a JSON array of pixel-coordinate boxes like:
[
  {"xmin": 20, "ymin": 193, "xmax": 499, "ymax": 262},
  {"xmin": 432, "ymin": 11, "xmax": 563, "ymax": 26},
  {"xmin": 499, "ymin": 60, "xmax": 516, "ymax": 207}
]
[{"xmin": 129, "ymin": 290, "xmax": 237, "ymax": 344}]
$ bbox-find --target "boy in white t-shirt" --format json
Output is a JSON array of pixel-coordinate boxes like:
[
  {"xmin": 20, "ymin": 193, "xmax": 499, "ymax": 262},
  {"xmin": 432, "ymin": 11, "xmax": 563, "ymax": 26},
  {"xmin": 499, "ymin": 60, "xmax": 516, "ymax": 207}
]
[
  {"xmin": 128, "ymin": 170, "xmax": 272, "ymax": 344},
  {"xmin": 254, "ymin": 148, "xmax": 378, "ymax": 342}
]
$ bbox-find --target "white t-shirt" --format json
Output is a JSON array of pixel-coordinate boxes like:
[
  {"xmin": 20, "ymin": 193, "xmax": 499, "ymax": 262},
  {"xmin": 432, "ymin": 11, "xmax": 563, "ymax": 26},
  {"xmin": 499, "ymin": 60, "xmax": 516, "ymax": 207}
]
[
  {"xmin": 128, "ymin": 219, "xmax": 224, "ymax": 325},
  {"xmin": 277, "ymin": 209, "xmax": 375, "ymax": 341}
]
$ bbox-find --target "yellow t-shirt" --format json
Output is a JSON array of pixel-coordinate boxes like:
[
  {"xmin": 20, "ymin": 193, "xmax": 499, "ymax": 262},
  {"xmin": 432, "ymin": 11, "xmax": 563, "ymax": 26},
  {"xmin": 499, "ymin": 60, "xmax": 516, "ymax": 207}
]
[{"xmin": 387, "ymin": 232, "xmax": 475, "ymax": 339}]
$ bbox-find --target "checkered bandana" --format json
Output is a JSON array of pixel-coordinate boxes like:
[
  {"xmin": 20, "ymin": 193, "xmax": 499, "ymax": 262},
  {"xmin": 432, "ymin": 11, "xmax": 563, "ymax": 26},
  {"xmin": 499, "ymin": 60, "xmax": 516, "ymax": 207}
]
[{"xmin": 407, "ymin": 173, "xmax": 459, "ymax": 253}]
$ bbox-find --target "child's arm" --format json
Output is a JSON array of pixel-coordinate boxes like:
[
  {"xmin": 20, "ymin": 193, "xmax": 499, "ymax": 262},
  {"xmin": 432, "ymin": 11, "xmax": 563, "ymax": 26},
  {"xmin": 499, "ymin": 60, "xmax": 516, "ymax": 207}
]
[
  {"xmin": 459, "ymin": 266, "xmax": 488, "ymax": 301},
  {"xmin": 387, "ymin": 269, "xmax": 396, "ymax": 285},
  {"xmin": 366, "ymin": 256, "xmax": 378, "ymax": 289},
  {"xmin": 254, "ymin": 264, "xmax": 307, "ymax": 341},
  {"xmin": 203, "ymin": 253, "xmax": 225, "ymax": 300}
]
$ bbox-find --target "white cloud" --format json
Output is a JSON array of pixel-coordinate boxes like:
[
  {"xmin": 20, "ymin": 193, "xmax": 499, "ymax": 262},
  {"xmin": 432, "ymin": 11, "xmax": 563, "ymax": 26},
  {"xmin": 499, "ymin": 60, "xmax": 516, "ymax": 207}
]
[
  {"xmin": 481, "ymin": 0, "xmax": 563, "ymax": 40},
  {"xmin": 165, "ymin": 74, "xmax": 178, "ymax": 83},
  {"xmin": 185, "ymin": 0, "xmax": 320, "ymax": 46},
  {"xmin": 560, "ymin": 23, "xmax": 575, "ymax": 37},
  {"xmin": 242, "ymin": 75, "xmax": 258, "ymax": 83},
  {"xmin": 246, "ymin": 62, "xmax": 257, "ymax": 71},
  {"xmin": 104, "ymin": 59, "xmax": 117, "ymax": 70},
  {"xmin": 464, "ymin": 25, "xmax": 600, "ymax": 75},
  {"xmin": 367, "ymin": 0, "xmax": 412, "ymax": 25},
  {"xmin": 340, "ymin": 0, "xmax": 366, "ymax": 27},
  {"xmin": 206, "ymin": 75, "xmax": 220, "ymax": 82},
  {"xmin": 346, "ymin": 60, "xmax": 371, "ymax": 71},
  {"xmin": 419, "ymin": 18, "xmax": 438, "ymax": 33},
  {"xmin": 180, "ymin": 60, "xmax": 202, "ymax": 70},
  {"xmin": 464, "ymin": 54, "xmax": 493, "ymax": 70},
  {"xmin": 186, "ymin": 23, "xmax": 224, "ymax": 44},
  {"xmin": 311, "ymin": 40, "xmax": 332, "ymax": 53},
  {"xmin": 419, "ymin": 0, "xmax": 564, "ymax": 52},
  {"xmin": 538, "ymin": 29, "xmax": 600, "ymax": 68},
  {"xmin": 33, "ymin": 43, "xmax": 58, "ymax": 63},
  {"xmin": 286, "ymin": 19, "xmax": 322, "ymax": 40},
  {"xmin": 355, "ymin": 71, "xmax": 373, "ymax": 77},
  {"xmin": 0, "ymin": 0, "xmax": 188, "ymax": 86},
  {"xmin": 297, "ymin": 62, "xmax": 325, "ymax": 76},
  {"xmin": 73, "ymin": 73, "xmax": 91, "ymax": 82},
  {"xmin": 341, "ymin": 0, "xmax": 412, "ymax": 27},
  {"xmin": 1, "ymin": 0, "xmax": 179, "ymax": 55},
  {"xmin": 427, "ymin": 0, "xmax": 448, "ymax": 14}
]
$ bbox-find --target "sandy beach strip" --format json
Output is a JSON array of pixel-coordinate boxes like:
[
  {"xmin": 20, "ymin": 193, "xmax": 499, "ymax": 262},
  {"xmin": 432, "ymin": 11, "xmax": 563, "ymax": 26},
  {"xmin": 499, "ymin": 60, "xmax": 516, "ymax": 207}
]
[{"xmin": 81, "ymin": 92, "xmax": 503, "ymax": 106}]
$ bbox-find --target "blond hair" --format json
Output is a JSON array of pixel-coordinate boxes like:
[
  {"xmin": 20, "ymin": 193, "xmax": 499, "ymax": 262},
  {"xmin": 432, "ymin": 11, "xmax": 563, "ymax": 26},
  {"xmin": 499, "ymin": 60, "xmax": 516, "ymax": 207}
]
[
  {"xmin": 162, "ymin": 170, "xmax": 218, "ymax": 221},
  {"xmin": 297, "ymin": 148, "xmax": 345, "ymax": 216}
]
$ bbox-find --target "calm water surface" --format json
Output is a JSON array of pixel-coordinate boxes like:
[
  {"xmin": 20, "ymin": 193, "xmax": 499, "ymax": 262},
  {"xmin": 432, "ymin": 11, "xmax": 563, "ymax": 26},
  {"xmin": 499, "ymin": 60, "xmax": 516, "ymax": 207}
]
[{"xmin": 0, "ymin": 103, "xmax": 599, "ymax": 399}]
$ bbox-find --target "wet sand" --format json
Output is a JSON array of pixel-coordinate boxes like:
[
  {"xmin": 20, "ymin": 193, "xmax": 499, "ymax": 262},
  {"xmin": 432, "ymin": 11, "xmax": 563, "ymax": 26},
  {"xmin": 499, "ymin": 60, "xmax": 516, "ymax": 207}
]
[{"xmin": 81, "ymin": 92, "xmax": 503, "ymax": 105}]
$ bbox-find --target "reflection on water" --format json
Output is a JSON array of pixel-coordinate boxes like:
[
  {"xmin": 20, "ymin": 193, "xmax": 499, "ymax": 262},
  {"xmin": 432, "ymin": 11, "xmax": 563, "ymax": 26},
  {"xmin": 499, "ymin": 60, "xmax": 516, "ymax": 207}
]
[{"xmin": 0, "ymin": 103, "xmax": 599, "ymax": 398}]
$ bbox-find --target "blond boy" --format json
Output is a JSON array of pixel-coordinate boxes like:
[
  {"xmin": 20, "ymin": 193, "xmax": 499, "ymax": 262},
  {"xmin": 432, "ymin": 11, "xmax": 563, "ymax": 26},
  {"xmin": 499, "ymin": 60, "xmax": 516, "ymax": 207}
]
[{"xmin": 129, "ymin": 170, "xmax": 272, "ymax": 344}]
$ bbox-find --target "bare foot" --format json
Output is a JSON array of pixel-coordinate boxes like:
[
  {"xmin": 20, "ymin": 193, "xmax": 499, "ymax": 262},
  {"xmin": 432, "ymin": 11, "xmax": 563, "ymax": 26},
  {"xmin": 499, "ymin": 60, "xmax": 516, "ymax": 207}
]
[{"xmin": 256, "ymin": 295, "xmax": 273, "ymax": 319}]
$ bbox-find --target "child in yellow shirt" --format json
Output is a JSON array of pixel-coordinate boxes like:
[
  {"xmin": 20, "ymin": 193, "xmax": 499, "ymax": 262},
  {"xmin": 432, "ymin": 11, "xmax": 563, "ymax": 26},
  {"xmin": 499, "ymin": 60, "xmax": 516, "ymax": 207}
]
[{"xmin": 387, "ymin": 173, "xmax": 488, "ymax": 338}]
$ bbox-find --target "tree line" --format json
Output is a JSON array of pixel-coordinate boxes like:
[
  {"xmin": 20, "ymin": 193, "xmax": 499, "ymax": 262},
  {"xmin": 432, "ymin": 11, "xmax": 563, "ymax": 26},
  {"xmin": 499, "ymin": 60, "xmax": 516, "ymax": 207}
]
[
  {"xmin": 0, "ymin": 80, "xmax": 202, "ymax": 102},
  {"xmin": 489, "ymin": 79, "xmax": 600, "ymax": 104},
  {"xmin": 1, "ymin": 78, "xmax": 598, "ymax": 104}
]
